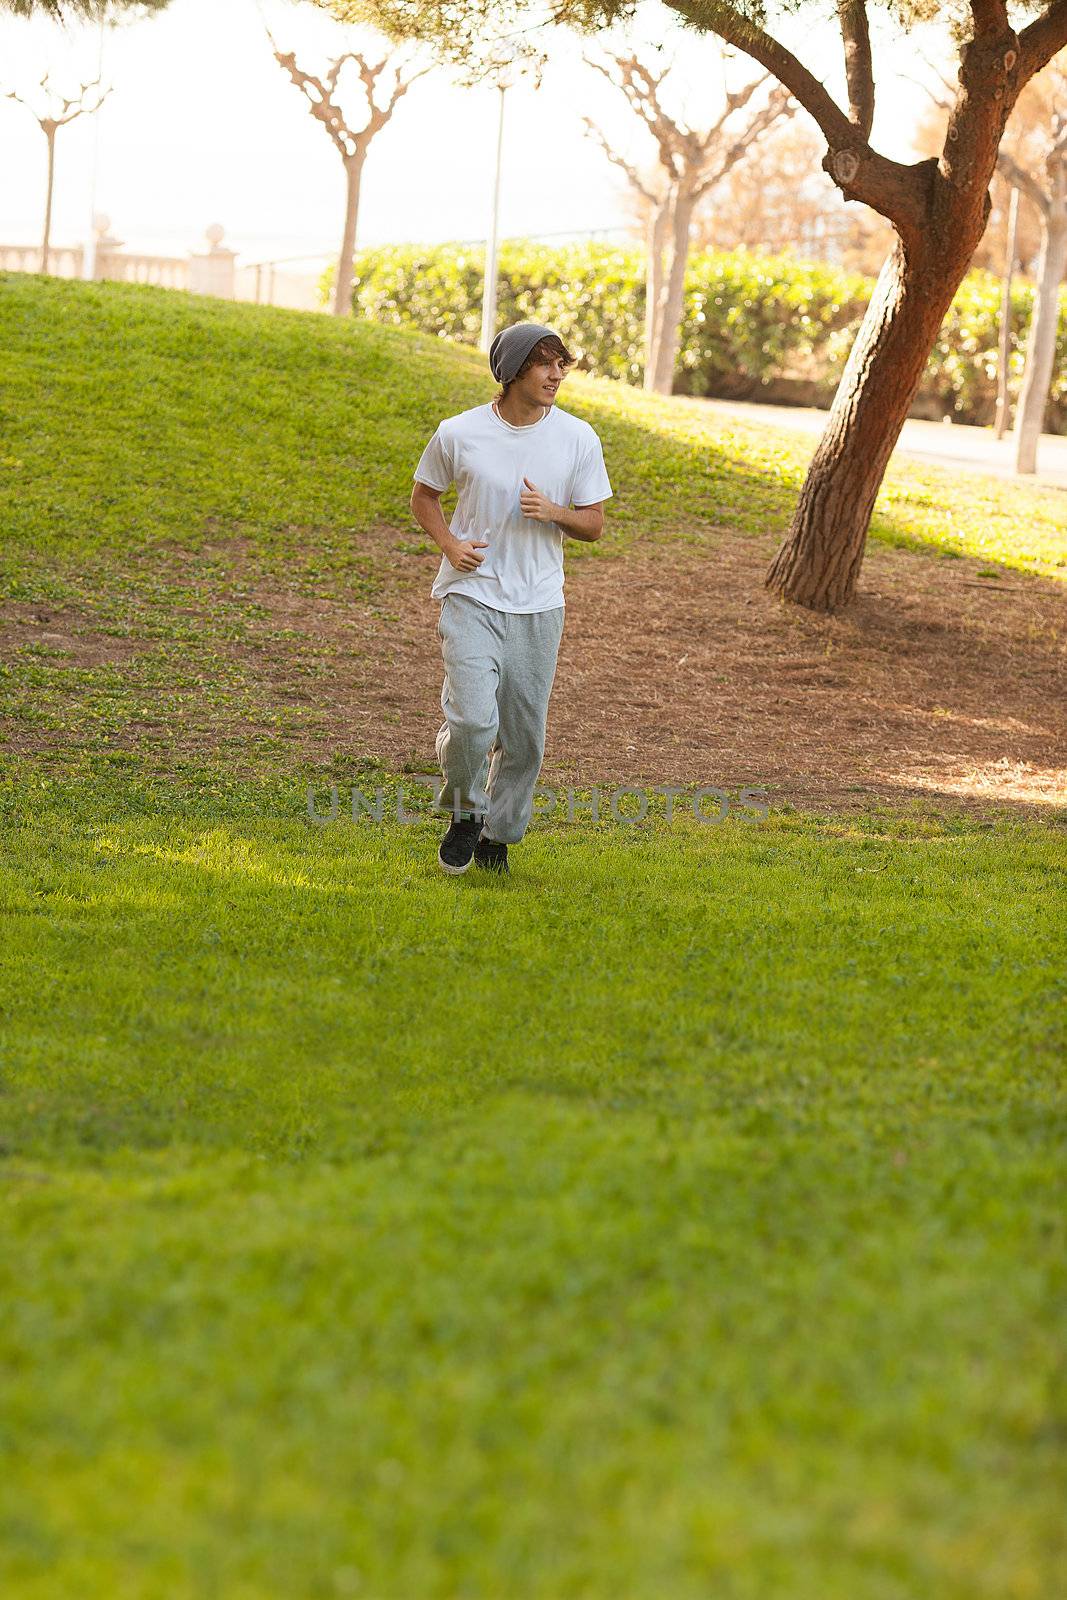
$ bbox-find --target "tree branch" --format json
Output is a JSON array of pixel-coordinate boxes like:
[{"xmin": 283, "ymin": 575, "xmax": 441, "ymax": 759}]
[
  {"xmin": 583, "ymin": 53, "xmax": 690, "ymax": 180},
  {"xmin": 969, "ymin": 0, "xmax": 1009, "ymax": 37},
  {"xmin": 692, "ymin": 72, "xmax": 764, "ymax": 156},
  {"xmin": 691, "ymin": 85, "xmax": 793, "ymax": 202},
  {"xmin": 938, "ymin": 8, "xmax": 1022, "ymax": 199},
  {"xmin": 838, "ymin": 0, "xmax": 874, "ymax": 140},
  {"xmin": 582, "ymin": 46, "xmax": 789, "ymax": 213},
  {"xmin": 273, "ymin": 41, "xmax": 432, "ymax": 164},
  {"xmin": 4, "ymin": 73, "xmax": 109, "ymax": 128},
  {"xmin": 661, "ymin": 0, "xmax": 929, "ymax": 238},
  {"xmin": 578, "ymin": 114, "xmax": 659, "ymax": 201},
  {"xmin": 1018, "ymin": 0, "xmax": 1067, "ymax": 82},
  {"xmin": 663, "ymin": 0, "xmax": 854, "ymax": 146},
  {"xmin": 355, "ymin": 54, "xmax": 433, "ymax": 132},
  {"xmin": 1049, "ymin": 117, "xmax": 1067, "ymax": 165},
  {"xmin": 996, "ymin": 150, "xmax": 1050, "ymax": 215},
  {"xmin": 274, "ymin": 50, "xmax": 354, "ymax": 158}
]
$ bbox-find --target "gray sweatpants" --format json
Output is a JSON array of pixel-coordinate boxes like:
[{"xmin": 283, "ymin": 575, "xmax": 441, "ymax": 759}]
[{"xmin": 435, "ymin": 592, "xmax": 565, "ymax": 844}]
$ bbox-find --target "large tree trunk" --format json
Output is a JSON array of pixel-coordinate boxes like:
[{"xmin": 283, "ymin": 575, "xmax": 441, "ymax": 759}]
[
  {"xmin": 643, "ymin": 196, "xmax": 670, "ymax": 391},
  {"xmin": 333, "ymin": 153, "xmax": 364, "ymax": 318},
  {"xmin": 651, "ymin": 188, "xmax": 696, "ymax": 394},
  {"xmin": 1013, "ymin": 200, "xmax": 1067, "ymax": 474},
  {"xmin": 766, "ymin": 236, "xmax": 969, "ymax": 611},
  {"xmin": 41, "ymin": 128, "xmax": 56, "ymax": 275}
]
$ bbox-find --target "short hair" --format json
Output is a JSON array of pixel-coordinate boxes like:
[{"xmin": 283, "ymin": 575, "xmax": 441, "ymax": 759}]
[{"xmin": 494, "ymin": 333, "xmax": 577, "ymax": 402}]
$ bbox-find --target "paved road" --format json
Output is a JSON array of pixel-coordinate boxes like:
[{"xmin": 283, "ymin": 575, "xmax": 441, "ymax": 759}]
[{"xmin": 680, "ymin": 395, "xmax": 1067, "ymax": 490}]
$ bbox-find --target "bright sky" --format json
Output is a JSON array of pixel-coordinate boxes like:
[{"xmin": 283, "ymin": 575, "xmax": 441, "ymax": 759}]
[{"xmin": 0, "ymin": 0, "xmax": 952, "ymax": 265}]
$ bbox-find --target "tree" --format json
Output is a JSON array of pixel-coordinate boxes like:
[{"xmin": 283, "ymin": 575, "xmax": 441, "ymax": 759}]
[
  {"xmin": 580, "ymin": 48, "xmax": 793, "ymax": 392},
  {"xmin": 268, "ymin": 31, "xmax": 432, "ymax": 317},
  {"xmin": 686, "ymin": 118, "xmax": 896, "ymax": 271},
  {"xmin": 914, "ymin": 47, "xmax": 1067, "ymax": 470},
  {"xmin": 4, "ymin": 75, "xmax": 110, "ymax": 271},
  {"xmin": 318, "ymin": 0, "xmax": 1067, "ymax": 613},
  {"xmin": 994, "ymin": 54, "xmax": 1067, "ymax": 470},
  {"xmin": 4, "ymin": 0, "xmax": 174, "ymax": 272}
]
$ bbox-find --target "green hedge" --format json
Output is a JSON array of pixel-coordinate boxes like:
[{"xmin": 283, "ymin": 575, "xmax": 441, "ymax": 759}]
[
  {"xmin": 927, "ymin": 266, "xmax": 1067, "ymax": 429},
  {"xmin": 323, "ymin": 241, "xmax": 1067, "ymax": 432}
]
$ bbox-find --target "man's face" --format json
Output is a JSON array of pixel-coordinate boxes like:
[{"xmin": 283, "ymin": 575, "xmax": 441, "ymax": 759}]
[{"xmin": 518, "ymin": 352, "xmax": 567, "ymax": 406}]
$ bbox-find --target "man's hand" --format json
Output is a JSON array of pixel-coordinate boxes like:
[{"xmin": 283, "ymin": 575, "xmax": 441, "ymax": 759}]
[
  {"xmin": 447, "ymin": 536, "xmax": 489, "ymax": 573},
  {"xmin": 520, "ymin": 477, "xmax": 561, "ymax": 524}
]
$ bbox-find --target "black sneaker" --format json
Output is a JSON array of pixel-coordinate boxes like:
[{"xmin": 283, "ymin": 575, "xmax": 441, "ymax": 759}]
[
  {"xmin": 438, "ymin": 815, "xmax": 482, "ymax": 874},
  {"xmin": 474, "ymin": 834, "xmax": 509, "ymax": 874}
]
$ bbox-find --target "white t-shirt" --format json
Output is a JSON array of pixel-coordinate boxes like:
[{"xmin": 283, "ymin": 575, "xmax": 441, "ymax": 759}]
[{"xmin": 413, "ymin": 401, "xmax": 613, "ymax": 613}]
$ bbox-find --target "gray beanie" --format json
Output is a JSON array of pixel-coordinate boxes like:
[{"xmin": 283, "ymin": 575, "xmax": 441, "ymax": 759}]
[{"xmin": 489, "ymin": 321, "xmax": 561, "ymax": 386}]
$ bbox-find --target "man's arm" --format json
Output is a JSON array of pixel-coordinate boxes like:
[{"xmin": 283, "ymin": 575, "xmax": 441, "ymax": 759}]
[
  {"xmin": 555, "ymin": 502, "xmax": 605, "ymax": 543},
  {"xmin": 519, "ymin": 476, "xmax": 605, "ymax": 542},
  {"xmin": 410, "ymin": 481, "xmax": 454, "ymax": 554},
  {"xmin": 410, "ymin": 482, "xmax": 488, "ymax": 573}
]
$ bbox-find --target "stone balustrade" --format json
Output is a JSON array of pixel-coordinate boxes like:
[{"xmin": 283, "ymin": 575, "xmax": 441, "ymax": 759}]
[
  {"xmin": 1, "ymin": 221, "xmax": 236, "ymax": 299},
  {"xmin": 0, "ymin": 243, "xmax": 85, "ymax": 277}
]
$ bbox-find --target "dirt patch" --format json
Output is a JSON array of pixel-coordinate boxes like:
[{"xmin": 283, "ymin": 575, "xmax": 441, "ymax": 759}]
[
  {"xmin": 222, "ymin": 522, "xmax": 1066, "ymax": 817},
  {"xmin": 3, "ymin": 522, "xmax": 1065, "ymax": 817},
  {"xmin": 551, "ymin": 535, "xmax": 1066, "ymax": 814},
  {"xmin": 240, "ymin": 523, "xmax": 1065, "ymax": 816},
  {"xmin": 0, "ymin": 605, "xmax": 147, "ymax": 671}
]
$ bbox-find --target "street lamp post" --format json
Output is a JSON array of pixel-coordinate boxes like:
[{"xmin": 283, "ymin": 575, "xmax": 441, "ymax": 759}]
[
  {"xmin": 82, "ymin": 17, "xmax": 105, "ymax": 280},
  {"xmin": 479, "ymin": 47, "xmax": 518, "ymax": 355},
  {"xmin": 994, "ymin": 183, "xmax": 1020, "ymax": 440},
  {"xmin": 479, "ymin": 82, "xmax": 506, "ymax": 353}
]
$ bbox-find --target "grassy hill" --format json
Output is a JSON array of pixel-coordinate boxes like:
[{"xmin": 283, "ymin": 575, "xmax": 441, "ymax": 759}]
[
  {"xmin": 0, "ymin": 276, "xmax": 1064, "ymax": 1600},
  {"xmin": 3, "ymin": 272, "xmax": 1066, "ymax": 581}
]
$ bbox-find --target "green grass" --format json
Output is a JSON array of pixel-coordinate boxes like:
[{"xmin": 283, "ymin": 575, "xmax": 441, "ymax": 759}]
[
  {"xmin": 1, "ymin": 275, "xmax": 1065, "ymax": 1598},
  {"xmin": 2, "ymin": 783, "xmax": 1065, "ymax": 1598},
  {"xmin": 2, "ymin": 273, "xmax": 1065, "ymax": 592}
]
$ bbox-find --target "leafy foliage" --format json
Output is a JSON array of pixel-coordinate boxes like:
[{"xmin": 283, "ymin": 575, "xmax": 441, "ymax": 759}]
[
  {"xmin": 2, "ymin": 0, "xmax": 171, "ymax": 17},
  {"xmin": 928, "ymin": 266, "xmax": 1067, "ymax": 427},
  {"xmin": 325, "ymin": 240, "xmax": 1067, "ymax": 430},
  {"xmin": 323, "ymin": 240, "xmax": 869, "ymax": 391}
]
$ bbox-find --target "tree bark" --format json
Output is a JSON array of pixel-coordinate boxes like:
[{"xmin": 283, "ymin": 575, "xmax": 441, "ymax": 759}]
[
  {"xmin": 651, "ymin": 186, "xmax": 696, "ymax": 393},
  {"xmin": 333, "ymin": 152, "xmax": 364, "ymax": 317},
  {"xmin": 643, "ymin": 199, "xmax": 669, "ymax": 387},
  {"xmin": 765, "ymin": 235, "xmax": 968, "ymax": 611},
  {"xmin": 654, "ymin": 0, "xmax": 1045, "ymax": 613},
  {"xmin": 41, "ymin": 127, "xmax": 56, "ymax": 275},
  {"xmin": 1013, "ymin": 205, "xmax": 1067, "ymax": 473}
]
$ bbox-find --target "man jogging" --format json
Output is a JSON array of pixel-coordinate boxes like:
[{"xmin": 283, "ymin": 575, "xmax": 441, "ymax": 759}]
[{"xmin": 410, "ymin": 321, "xmax": 613, "ymax": 877}]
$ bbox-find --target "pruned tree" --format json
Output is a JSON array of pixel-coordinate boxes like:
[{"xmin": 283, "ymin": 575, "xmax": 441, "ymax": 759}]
[
  {"xmin": 916, "ymin": 46, "xmax": 1067, "ymax": 471},
  {"xmin": 318, "ymin": 0, "xmax": 1067, "ymax": 614},
  {"xmin": 686, "ymin": 117, "xmax": 896, "ymax": 271},
  {"xmin": 269, "ymin": 33, "xmax": 432, "ymax": 317},
  {"xmin": 995, "ymin": 60, "xmax": 1067, "ymax": 471},
  {"xmin": 4, "ymin": 74, "xmax": 111, "ymax": 272},
  {"xmin": 580, "ymin": 49, "xmax": 793, "ymax": 393}
]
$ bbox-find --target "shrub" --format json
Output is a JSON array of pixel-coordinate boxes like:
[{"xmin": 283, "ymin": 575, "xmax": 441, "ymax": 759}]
[
  {"xmin": 321, "ymin": 242, "xmax": 1067, "ymax": 432},
  {"xmin": 926, "ymin": 267, "xmax": 1067, "ymax": 428}
]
